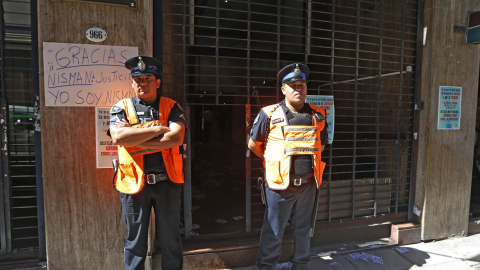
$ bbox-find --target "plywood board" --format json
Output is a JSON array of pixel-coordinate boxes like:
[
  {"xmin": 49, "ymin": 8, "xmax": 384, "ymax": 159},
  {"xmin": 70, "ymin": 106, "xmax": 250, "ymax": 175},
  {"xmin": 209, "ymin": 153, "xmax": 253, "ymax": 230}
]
[{"xmin": 38, "ymin": 0, "xmax": 152, "ymax": 268}]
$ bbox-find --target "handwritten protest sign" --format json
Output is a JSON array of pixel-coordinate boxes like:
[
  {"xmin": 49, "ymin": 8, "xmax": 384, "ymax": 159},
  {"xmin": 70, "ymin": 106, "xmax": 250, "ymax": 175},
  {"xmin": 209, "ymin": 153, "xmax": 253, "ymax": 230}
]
[{"xmin": 43, "ymin": 42, "xmax": 138, "ymax": 107}]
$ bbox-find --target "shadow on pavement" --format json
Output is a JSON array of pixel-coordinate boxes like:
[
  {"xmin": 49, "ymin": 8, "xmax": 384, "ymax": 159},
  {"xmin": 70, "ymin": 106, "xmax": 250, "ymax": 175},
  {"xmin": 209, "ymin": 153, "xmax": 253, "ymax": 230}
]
[{"xmin": 308, "ymin": 246, "xmax": 430, "ymax": 270}]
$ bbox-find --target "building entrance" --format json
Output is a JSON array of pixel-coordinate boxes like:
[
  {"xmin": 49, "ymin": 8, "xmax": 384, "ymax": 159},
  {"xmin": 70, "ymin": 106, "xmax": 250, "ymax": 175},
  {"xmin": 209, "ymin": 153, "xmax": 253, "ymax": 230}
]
[
  {"xmin": 161, "ymin": 0, "xmax": 421, "ymax": 240},
  {"xmin": 187, "ymin": 105, "xmax": 247, "ymax": 236}
]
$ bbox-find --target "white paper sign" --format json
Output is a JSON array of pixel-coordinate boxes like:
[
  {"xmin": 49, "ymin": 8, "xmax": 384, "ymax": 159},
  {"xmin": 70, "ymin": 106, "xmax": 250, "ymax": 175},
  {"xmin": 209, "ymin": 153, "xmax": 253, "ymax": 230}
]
[
  {"xmin": 43, "ymin": 42, "xmax": 138, "ymax": 107},
  {"xmin": 306, "ymin": 95, "xmax": 335, "ymax": 144},
  {"xmin": 96, "ymin": 107, "xmax": 117, "ymax": 168},
  {"xmin": 437, "ymin": 86, "xmax": 462, "ymax": 130},
  {"xmin": 413, "ymin": 205, "xmax": 422, "ymax": 216}
]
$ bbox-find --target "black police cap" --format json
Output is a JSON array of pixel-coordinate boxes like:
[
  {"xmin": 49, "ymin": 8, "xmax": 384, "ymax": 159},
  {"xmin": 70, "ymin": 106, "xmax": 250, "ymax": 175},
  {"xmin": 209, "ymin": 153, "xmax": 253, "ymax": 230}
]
[
  {"xmin": 125, "ymin": 56, "xmax": 162, "ymax": 77},
  {"xmin": 277, "ymin": 63, "xmax": 310, "ymax": 84}
]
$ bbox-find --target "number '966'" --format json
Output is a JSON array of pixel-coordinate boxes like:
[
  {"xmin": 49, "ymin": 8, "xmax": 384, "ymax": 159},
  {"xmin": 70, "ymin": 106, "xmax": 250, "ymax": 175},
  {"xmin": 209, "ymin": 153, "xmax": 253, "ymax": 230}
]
[{"xmin": 89, "ymin": 30, "xmax": 103, "ymax": 39}]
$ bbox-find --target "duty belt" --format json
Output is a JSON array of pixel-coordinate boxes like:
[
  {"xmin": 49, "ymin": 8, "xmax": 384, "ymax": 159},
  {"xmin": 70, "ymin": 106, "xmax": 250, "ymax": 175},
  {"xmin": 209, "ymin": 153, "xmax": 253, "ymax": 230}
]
[
  {"xmin": 292, "ymin": 177, "xmax": 314, "ymax": 186},
  {"xmin": 145, "ymin": 173, "xmax": 168, "ymax": 184}
]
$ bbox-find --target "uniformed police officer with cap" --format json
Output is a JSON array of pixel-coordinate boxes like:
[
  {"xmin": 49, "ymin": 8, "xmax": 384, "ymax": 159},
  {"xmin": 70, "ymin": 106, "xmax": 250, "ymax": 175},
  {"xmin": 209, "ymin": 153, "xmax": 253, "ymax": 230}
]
[
  {"xmin": 109, "ymin": 56, "xmax": 186, "ymax": 270},
  {"xmin": 249, "ymin": 63, "xmax": 328, "ymax": 270}
]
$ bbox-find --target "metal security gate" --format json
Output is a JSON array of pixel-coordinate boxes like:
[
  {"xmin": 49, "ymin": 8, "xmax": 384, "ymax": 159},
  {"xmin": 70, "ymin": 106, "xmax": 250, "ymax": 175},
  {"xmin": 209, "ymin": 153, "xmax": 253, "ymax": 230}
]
[
  {"xmin": 161, "ymin": 0, "xmax": 419, "ymax": 237},
  {"xmin": 0, "ymin": 0, "xmax": 44, "ymax": 262}
]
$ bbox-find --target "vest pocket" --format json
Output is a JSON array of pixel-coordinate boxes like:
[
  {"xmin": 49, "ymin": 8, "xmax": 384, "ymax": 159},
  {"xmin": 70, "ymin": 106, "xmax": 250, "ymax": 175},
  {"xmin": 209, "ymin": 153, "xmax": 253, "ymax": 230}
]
[
  {"xmin": 265, "ymin": 156, "xmax": 290, "ymax": 185},
  {"xmin": 119, "ymin": 162, "xmax": 141, "ymax": 184},
  {"xmin": 115, "ymin": 162, "xmax": 144, "ymax": 194}
]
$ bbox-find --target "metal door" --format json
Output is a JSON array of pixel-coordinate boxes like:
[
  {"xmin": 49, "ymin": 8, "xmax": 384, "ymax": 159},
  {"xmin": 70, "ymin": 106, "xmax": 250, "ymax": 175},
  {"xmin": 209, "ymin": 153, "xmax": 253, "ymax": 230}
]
[
  {"xmin": 161, "ymin": 0, "xmax": 420, "ymax": 236},
  {"xmin": 0, "ymin": 0, "xmax": 44, "ymax": 261}
]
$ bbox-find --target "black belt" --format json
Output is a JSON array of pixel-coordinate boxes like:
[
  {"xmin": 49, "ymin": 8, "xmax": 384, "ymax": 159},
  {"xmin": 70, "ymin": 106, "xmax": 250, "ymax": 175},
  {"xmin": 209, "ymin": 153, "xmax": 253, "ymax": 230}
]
[
  {"xmin": 145, "ymin": 173, "xmax": 168, "ymax": 184},
  {"xmin": 291, "ymin": 176, "xmax": 314, "ymax": 186}
]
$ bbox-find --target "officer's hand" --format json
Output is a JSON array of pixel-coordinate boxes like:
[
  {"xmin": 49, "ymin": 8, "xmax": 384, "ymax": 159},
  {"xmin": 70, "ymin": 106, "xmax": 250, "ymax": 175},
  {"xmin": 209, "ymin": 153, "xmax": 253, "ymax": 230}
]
[
  {"xmin": 115, "ymin": 119, "xmax": 131, "ymax": 128},
  {"xmin": 156, "ymin": 126, "xmax": 171, "ymax": 135}
]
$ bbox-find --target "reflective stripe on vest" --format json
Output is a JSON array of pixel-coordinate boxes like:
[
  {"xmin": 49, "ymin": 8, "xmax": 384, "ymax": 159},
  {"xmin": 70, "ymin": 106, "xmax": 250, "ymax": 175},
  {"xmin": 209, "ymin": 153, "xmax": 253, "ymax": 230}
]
[
  {"xmin": 262, "ymin": 103, "xmax": 326, "ymax": 190},
  {"xmin": 114, "ymin": 97, "xmax": 184, "ymax": 194},
  {"xmin": 283, "ymin": 125, "xmax": 321, "ymax": 155}
]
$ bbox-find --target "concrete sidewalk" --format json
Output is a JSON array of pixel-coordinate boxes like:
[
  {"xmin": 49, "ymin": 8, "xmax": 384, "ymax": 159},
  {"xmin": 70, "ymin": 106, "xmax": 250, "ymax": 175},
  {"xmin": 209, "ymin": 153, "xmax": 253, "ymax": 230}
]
[{"xmin": 232, "ymin": 233, "xmax": 480, "ymax": 270}]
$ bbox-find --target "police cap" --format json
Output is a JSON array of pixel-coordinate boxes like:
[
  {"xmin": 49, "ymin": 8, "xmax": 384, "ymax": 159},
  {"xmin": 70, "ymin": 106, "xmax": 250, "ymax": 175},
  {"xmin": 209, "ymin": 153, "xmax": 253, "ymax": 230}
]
[
  {"xmin": 125, "ymin": 56, "xmax": 162, "ymax": 77},
  {"xmin": 277, "ymin": 63, "xmax": 310, "ymax": 84}
]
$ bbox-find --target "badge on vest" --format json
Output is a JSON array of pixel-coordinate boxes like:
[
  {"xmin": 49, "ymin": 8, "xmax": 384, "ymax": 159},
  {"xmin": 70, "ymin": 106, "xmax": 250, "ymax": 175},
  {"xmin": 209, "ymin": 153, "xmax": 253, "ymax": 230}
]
[{"xmin": 272, "ymin": 117, "xmax": 284, "ymax": 124}]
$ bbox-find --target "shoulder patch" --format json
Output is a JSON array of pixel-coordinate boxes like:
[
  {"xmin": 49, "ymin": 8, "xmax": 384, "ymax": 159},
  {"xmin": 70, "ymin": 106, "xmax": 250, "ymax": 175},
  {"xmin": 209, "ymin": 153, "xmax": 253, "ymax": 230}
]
[
  {"xmin": 110, "ymin": 105, "xmax": 124, "ymax": 114},
  {"xmin": 176, "ymin": 103, "xmax": 184, "ymax": 112},
  {"xmin": 253, "ymin": 114, "xmax": 260, "ymax": 125}
]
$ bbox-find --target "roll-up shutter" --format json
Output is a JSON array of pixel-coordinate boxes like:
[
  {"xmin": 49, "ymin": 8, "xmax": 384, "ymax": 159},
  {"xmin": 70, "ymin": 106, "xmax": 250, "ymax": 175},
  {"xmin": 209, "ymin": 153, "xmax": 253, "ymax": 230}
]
[{"xmin": 162, "ymin": 0, "xmax": 419, "ymax": 232}]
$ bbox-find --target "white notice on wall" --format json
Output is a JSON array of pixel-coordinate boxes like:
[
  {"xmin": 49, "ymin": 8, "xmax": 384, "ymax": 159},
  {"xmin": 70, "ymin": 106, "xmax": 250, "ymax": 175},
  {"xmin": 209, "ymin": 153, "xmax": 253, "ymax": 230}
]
[
  {"xmin": 43, "ymin": 42, "xmax": 138, "ymax": 107},
  {"xmin": 306, "ymin": 95, "xmax": 335, "ymax": 144},
  {"xmin": 96, "ymin": 107, "xmax": 117, "ymax": 168}
]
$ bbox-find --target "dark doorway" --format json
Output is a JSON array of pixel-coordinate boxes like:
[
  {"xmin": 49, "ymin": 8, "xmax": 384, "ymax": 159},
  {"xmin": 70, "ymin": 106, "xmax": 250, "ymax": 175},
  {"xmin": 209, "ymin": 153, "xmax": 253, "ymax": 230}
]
[
  {"xmin": 471, "ymin": 71, "xmax": 480, "ymax": 218},
  {"xmin": 188, "ymin": 105, "xmax": 247, "ymax": 235}
]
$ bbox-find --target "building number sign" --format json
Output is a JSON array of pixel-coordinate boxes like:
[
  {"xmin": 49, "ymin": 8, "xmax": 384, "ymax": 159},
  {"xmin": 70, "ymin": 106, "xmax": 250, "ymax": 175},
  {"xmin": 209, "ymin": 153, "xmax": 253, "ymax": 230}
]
[{"xmin": 86, "ymin": 27, "xmax": 107, "ymax": 43}]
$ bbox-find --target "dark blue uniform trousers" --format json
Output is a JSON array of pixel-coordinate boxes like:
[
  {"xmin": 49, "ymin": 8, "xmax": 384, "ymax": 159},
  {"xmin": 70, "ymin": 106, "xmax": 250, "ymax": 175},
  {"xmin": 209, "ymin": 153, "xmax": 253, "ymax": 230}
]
[
  {"xmin": 256, "ymin": 181, "xmax": 317, "ymax": 270},
  {"xmin": 120, "ymin": 180, "xmax": 183, "ymax": 270}
]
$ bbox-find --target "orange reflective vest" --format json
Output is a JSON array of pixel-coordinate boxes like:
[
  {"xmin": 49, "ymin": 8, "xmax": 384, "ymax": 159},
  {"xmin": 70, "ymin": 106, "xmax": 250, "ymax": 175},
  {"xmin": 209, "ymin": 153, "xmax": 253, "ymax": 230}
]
[
  {"xmin": 262, "ymin": 103, "xmax": 326, "ymax": 190},
  {"xmin": 114, "ymin": 97, "xmax": 184, "ymax": 194}
]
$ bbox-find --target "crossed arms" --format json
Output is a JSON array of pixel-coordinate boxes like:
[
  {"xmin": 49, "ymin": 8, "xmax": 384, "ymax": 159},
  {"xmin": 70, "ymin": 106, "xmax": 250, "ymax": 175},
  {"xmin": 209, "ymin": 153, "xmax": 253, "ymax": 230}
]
[{"xmin": 110, "ymin": 119, "xmax": 185, "ymax": 150}]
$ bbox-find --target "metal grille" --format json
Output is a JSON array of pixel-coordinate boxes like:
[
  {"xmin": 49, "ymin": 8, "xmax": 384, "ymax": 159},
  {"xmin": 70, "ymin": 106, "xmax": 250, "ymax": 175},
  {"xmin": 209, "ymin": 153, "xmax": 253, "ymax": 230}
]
[
  {"xmin": 163, "ymin": 0, "xmax": 418, "ymax": 232},
  {"xmin": 0, "ymin": 0, "xmax": 39, "ymax": 256}
]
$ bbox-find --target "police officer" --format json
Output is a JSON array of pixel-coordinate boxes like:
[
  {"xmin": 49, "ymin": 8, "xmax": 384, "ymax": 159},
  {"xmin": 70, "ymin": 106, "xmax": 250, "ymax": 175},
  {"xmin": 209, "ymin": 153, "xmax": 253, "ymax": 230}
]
[
  {"xmin": 109, "ymin": 56, "xmax": 186, "ymax": 270},
  {"xmin": 248, "ymin": 63, "xmax": 328, "ymax": 270}
]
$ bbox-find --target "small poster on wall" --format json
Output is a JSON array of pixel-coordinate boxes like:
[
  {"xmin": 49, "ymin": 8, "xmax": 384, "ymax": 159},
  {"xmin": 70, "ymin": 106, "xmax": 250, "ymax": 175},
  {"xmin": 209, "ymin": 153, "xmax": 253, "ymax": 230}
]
[
  {"xmin": 43, "ymin": 42, "xmax": 138, "ymax": 107},
  {"xmin": 96, "ymin": 107, "xmax": 117, "ymax": 168},
  {"xmin": 438, "ymin": 86, "xmax": 462, "ymax": 130},
  {"xmin": 306, "ymin": 95, "xmax": 334, "ymax": 144}
]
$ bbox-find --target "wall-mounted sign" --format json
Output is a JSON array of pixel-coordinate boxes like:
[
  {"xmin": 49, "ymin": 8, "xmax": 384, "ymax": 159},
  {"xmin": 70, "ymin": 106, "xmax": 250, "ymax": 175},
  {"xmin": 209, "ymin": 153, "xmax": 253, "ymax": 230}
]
[
  {"xmin": 438, "ymin": 86, "xmax": 462, "ymax": 130},
  {"xmin": 86, "ymin": 27, "xmax": 107, "ymax": 43},
  {"xmin": 306, "ymin": 95, "xmax": 335, "ymax": 144},
  {"xmin": 49, "ymin": 0, "xmax": 136, "ymax": 8},
  {"xmin": 43, "ymin": 42, "xmax": 138, "ymax": 107},
  {"xmin": 96, "ymin": 107, "xmax": 117, "ymax": 168}
]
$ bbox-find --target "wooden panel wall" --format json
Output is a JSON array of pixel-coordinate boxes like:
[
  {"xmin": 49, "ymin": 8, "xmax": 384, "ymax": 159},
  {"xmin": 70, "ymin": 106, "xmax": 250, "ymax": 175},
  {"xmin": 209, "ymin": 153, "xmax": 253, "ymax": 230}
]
[
  {"xmin": 415, "ymin": 0, "xmax": 480, "ymax": 240},
  {"xmin": 37, "ymin": 1, "xmax": 152, "ymax": 269}
]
